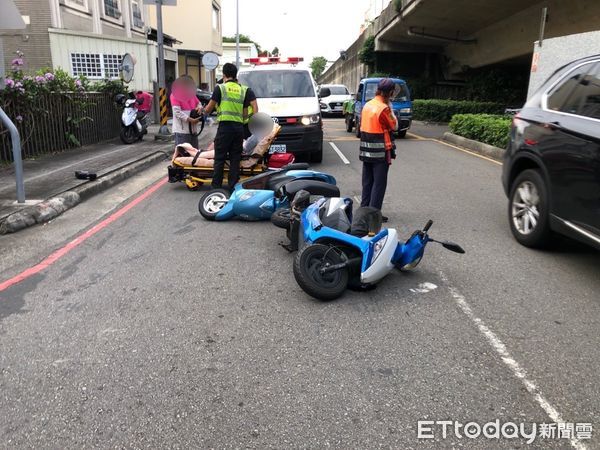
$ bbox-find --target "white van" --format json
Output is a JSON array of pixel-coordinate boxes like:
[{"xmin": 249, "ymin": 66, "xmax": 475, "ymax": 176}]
[{"xmin": 238, "ymin": 59, "xmax": 324, "ymax": 162}]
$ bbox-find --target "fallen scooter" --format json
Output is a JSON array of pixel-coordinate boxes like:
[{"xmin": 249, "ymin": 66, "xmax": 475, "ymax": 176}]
[
  {"xmin": 283, "ymin": 191, "xmax": 465, "ymax": 301},
  {"xmin": 198, "ymin": 164, "xmax": 339, "ymax": 221}
]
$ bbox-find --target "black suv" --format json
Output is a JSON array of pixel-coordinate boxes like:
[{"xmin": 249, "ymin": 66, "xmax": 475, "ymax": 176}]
[{"xmin": 502, "ymin": 55, "xmax": 600, "ymax": 250}]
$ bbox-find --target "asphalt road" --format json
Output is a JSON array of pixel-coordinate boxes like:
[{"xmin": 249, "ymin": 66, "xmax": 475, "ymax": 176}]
[{"xmin": 1, "ymin": 119, "xmax": 599, "ymax": 449}]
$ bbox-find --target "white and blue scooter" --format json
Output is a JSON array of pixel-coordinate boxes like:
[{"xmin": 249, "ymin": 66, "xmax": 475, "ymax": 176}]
[{"xmin": 284, "ymin": 191, "xmax": 465, "ymax": 301}]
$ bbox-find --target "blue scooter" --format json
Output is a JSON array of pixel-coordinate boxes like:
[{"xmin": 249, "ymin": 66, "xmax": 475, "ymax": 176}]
[
  {"xmin": 198, "ymin": 163, "xmax": 339, "ymax": 221},
  {"xmin": 284, "ymin": 191, "xmax": 465, "ymax": 301}
]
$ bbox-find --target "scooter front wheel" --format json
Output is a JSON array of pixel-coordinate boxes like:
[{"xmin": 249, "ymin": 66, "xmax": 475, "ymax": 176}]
[
  {"xmin": 293, "ymin": 244, "xmax": 349, "ymax": 301},
  {"xmin": 199, "ymin": 189, "xmax": 230, "ymax": 221},
  {"xmin": 270, "ymin": 208, "xmax": 291, "ymax": 229}
]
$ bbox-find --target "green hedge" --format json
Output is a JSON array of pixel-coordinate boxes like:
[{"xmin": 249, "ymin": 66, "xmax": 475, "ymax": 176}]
[
  {"xmin": 413, "ymin": 99, "xmax": 505, "ymax": 123},
  {"xmin": 449, "ymin": 114, "xmax": 512, "ymax": 149}
]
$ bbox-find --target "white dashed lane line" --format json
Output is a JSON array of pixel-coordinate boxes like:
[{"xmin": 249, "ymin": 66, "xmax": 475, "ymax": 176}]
[
  {"xmin": 438, "ymin": 270, "xmax": 587, "ymax": 450},
  {"xmin": 329, "ymin": 141, "xmax": 350, "ymax": 165}
]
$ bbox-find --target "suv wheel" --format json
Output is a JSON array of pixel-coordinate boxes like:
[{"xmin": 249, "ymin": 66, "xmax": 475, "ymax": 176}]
[
  {"xmin": 508, "ymin": 169, "xmax": 552, "ymax": 248},
  {"xmin": 355, "ymin": 118, "xmax": 361, "ymax": 138}
]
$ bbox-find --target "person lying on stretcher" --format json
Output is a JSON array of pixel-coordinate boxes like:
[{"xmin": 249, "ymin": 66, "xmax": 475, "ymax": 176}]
[{"xmin": 171, "ymin": 120, "xmax": 281, "ymax": 169}]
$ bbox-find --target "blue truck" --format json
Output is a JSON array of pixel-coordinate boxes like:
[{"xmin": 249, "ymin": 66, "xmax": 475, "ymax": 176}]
[{"xmin": 343, "ymin": 77, "xmax": 412, "ymax": 138}]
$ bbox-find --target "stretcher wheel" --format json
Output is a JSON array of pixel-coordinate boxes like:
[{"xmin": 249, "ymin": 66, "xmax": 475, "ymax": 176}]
[{"xmin": 185, "ymin": 179, "xmax": 203, "ymax": 191}]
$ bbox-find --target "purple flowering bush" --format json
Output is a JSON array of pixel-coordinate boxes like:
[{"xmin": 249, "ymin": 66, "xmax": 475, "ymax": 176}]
[{"xmin": 1, "ymin": 50, "xmax": 127, "ymax": 149}]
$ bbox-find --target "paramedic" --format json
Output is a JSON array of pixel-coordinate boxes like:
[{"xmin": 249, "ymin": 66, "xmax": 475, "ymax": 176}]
[{"xmin": 203, "ymin": 63, "xmax": 257, "ymax": 190}]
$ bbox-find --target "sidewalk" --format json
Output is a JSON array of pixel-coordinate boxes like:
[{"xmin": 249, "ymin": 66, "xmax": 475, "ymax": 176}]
[
  {"xmin": 0, "ymin": 123, "xmax": 215, "ymax": 232},
  {"xmin": 409, "ymin": 121, "xmax": 449, "ymax": 139}
]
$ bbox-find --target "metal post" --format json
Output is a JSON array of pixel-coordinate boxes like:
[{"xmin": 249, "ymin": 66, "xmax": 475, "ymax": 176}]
[
  {"xmin": 235, "ymin": 0, "xmax": 240, "ymax": 68},
  {"xmin": 0, "ymin": 107, "xmax": 25, "ymax": 203},
  {"xmin": 538, "ymin": 7, "xmax": 548, "ymax": 47},
  {"xmin": 156, "ymin": 0, "xmax": 170, "ymax": 135}
]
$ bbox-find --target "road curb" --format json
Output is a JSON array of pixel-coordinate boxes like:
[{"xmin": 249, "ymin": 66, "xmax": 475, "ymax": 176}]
[
  {"xmin": 442, "ymin": 132, "xmax": 505, "ymax": 161},
  {"xmin": 0, "ymin": 151, "xmax": 168, "ymax": 235}
]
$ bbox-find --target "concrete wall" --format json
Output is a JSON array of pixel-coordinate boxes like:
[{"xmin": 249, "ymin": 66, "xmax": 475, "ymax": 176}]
[
  {"xmin": 1, "ymin": 0, "xmax": 53, "ymax": 73},
  {"xmin": 445, "ymin": 0, "xmax": 600, "ymax": 75},
  {"xmin": 318, "ymin": 31, "xmax": 369, "ymax": 94},
  {"xmin": 527, "ymin": 30, "xmax": 600, "ymax": 98},
  {"xmin": 320, "ymin": 0, "xmax": 600, "ymax": 89}
]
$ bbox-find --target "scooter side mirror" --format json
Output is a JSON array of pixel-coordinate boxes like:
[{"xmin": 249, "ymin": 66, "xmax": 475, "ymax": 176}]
[{"xmin": 441, "ymin": 241, "xmax": 465, "ymax": 254}]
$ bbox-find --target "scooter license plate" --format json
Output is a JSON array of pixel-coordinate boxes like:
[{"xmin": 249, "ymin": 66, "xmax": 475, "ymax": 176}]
[{"xmin": 269, "ymin": 144, "xmax": 287, "ymax": 154}]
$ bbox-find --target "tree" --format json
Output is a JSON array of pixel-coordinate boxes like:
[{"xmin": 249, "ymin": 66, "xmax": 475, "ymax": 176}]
[
  {"xmin": 310, "ymin": 56, "xmax": 328, "ymax": 80},
  {"xmin": 223, "ymin": 34, "xmax": 263, "ymax": 55},
  {"xmin": 271, "ymin": 47, "xmax": 280, "ymax": 56}
]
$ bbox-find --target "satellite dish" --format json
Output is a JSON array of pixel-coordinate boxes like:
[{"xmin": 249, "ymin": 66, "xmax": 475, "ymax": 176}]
[{"xmin": 120, "ymin": 53, "xmax": 135, "ymax": 83}]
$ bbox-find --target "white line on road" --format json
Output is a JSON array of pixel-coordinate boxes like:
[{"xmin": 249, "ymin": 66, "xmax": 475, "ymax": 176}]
[
  {"xmin": 439, "ymin": 271, "xmax": 587, "ymax": 450},
  {"xmin": 329, "ymin": 141, "xmax": 350, "ymax": 165}
]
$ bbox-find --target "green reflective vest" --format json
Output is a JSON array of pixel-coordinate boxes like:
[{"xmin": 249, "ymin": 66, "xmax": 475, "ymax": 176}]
[
  {"xmin": 218, "ymin": 82, "xmax": 247, "ymax": 123},
  {"xmin": 244, "ymin": 104, "xmax": 254, "ymax": 125}
]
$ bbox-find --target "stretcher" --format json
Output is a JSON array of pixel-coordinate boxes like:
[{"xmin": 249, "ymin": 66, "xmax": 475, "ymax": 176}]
[{"xmin": 167, "ymin": 123, "xmax": 287, "ymax": 190}]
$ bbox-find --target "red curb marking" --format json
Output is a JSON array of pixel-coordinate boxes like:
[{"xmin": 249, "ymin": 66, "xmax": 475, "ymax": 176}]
[{"xmin": 0, "ymin": 177, "xmax": 168, "ymax": 293}]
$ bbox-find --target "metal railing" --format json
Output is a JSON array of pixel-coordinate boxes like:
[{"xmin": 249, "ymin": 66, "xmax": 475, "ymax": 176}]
[{"xmin": 0, "ymin": 92, "xmax": 121, "ymax": 163}]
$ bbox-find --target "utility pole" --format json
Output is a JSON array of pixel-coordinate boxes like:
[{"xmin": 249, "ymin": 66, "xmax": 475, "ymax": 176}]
[
  {"xmin": 235, "ymin": 0, "xmax": 240, "ymax": 67},
  {"xmin": 155, "ymin": 0, "xmax": 170, "ymax": 136}
]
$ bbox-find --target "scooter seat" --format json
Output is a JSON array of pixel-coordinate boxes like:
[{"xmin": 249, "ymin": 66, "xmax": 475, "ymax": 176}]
[{"xmin": 284, "ymin": 179, "xmax": 340, "ymax": 198}]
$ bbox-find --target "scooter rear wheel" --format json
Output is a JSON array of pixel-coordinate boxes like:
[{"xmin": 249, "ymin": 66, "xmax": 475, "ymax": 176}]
[
  {"xmin": 199, "ymin": 189, "xmax": 230, "ymax": 221},
  {"xmin": 293, "ymin": 244, "xmax": 349, "ymax": 301},
  {"xmin": 120, "ymin": 126, "xmax": 138, "ymax": 144}
]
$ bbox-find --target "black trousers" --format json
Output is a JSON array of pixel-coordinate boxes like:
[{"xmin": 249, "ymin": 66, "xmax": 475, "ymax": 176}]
[
  {"xmin": 212, "ymin": 126, "xmax": 244, "ymax": 189},
  {"xmin": 361, "ymin": 161, "xmax": 389, "ymax": 210}
]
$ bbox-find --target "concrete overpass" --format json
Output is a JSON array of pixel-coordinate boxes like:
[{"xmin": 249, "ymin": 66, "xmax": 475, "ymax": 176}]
[{"xmin": 320, "ymin": 0, "xmax": 600, "ymax": 99}]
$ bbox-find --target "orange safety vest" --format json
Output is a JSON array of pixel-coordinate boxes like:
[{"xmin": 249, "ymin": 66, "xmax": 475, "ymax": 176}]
[{"xmin": 359, "ymin": 96, "xmax": 395, "ymax": 162}]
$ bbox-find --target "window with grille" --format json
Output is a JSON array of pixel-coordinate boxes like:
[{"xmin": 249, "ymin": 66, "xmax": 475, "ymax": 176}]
[
  {"xmin": 104, "ymin": 0, "xmax": 121, "ymax": 19},
  {"xmin": 71, "ymin": 53, "xmax": 122, "ymax": 79},
  {"xmin": 132, "ymin": 0, "xmax": 144, "ymax": 28}
]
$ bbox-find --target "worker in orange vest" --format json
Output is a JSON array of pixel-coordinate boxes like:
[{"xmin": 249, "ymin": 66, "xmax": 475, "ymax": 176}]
[{"xmin": 359, "ymin": 78, "xmax": 398, "ymax": 222}]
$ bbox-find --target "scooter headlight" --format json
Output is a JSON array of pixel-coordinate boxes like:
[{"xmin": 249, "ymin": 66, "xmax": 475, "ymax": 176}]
[
  {"xmin": 372, "ymin": 235, "xmax": 388, "ymax": 263},
  {"xmin": 239, "ymin": 192, "xmax": 256, "ymax": 202}
]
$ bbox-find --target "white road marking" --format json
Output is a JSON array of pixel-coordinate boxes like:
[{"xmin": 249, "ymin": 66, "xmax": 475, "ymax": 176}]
[
  {"xmin": 439, "ymin": 271, "xmax": 587, "ymax": 450},
  {"xmin": 329, "ymin": 141, "xmax": 350, "ymax": 165},
  {"xmin": 409, "ymin": 282, "xmax": 438, "ymax": 293}
]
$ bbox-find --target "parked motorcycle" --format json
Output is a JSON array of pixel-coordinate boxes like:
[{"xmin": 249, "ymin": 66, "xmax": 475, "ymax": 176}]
[
  {"xmin": 284, "ymin": 191, "xmax": 465, "ymax": 301},
  {"xmin": 116, "ymin": 93, "xmax": 149, "ymax": 144},
  {"xmin": 198, "ymin": 164, "xmax": 338, "ymax": 221}
]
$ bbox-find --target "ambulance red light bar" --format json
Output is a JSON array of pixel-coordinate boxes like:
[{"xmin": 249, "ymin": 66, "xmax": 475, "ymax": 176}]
[{"xmin": 245, "ymin": 57, "xmax": 304, "ymax": 65}]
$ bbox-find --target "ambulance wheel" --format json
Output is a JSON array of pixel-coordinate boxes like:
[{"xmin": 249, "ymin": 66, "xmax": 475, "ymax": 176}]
[
  {"xmin": 293, "ymin": 244, "xmax": 348, "ymax": 301},
  {"xmin": 271, "ymin": 208, "xmax": 291, "ymax": 229},
  {"xmin": 311, "ymin": 148, "xmax": 323, "ymax": 163},
  {"xmin": 199, "ymin": 189, "xmax": 230, "ymax": 221}
]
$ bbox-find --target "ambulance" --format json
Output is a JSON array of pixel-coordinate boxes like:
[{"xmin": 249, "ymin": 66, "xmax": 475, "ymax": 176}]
[{"xmin": 238, "ymin": 57, "xmax": 324, "ymax": 163}]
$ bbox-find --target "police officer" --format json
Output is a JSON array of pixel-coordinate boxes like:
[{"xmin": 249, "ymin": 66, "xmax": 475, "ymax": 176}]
[
  {"xmin": 359, "ymin": 78, "xmax": 398, "ymax": 222},
  {"xmin": 203, "ymin": 63, "xmax": 257, "ymax": 190}
]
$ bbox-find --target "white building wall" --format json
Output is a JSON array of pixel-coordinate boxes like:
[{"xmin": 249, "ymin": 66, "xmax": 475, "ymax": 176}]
[{"xmin": 49, "ymin": 29, "xmax": 178, "ymax": 92}]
